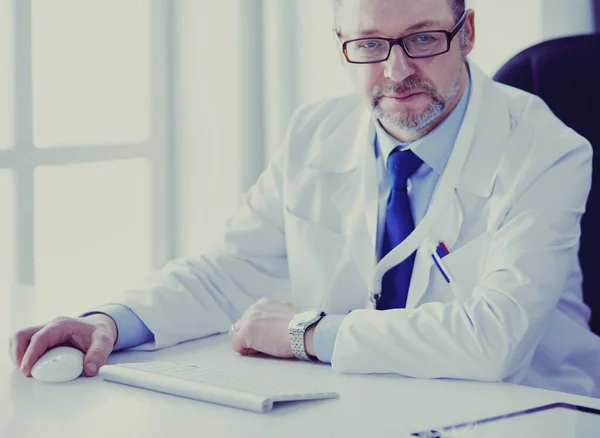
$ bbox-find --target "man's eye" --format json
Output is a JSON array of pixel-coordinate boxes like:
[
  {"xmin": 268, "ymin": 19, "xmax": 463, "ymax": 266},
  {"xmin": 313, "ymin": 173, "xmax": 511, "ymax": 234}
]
[
  {"xmin": 358, "ymin": 41, "xmax": 382, "ymax": 50},
  {"xmin": 412, "ymin": 34, "xmax": 438, "ymax": 44}
]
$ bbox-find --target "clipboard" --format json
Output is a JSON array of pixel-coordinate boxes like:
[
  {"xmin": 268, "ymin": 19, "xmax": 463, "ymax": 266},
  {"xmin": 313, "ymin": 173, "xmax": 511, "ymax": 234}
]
[{"xmin": 411, "ymin": 402, "xmax": 600, "ymax": 437}]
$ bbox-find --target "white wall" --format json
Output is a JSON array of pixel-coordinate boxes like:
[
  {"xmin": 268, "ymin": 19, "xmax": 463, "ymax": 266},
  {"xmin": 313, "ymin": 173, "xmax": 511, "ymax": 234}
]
[
  {"xmin": 295, "ymin": 0, "xmax": 353, "ymax": 106},
  {"xmin": 467, "ymin": 0, "xmax": 543, "ymax": 75},
  {"xmin": 541, "ymin": 0, "xmax": 595, "ymax": 39},
  {"xmin": 468, "ymin": 0, "xmax": 595, "ymax": 75}
]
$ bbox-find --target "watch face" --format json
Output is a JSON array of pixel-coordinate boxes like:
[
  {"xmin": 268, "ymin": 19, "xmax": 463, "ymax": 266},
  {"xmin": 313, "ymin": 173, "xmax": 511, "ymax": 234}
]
[{"xmin": 294, "ymin": 310, "xmax": 321, "ymax": 328}]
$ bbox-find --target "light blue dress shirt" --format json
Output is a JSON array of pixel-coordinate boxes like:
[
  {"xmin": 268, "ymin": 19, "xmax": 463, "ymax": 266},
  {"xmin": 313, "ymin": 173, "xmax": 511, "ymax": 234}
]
[
  {"xmin": 84, "ymin": 75, "xmax": 472, "ymax": 357},
  {"xmin": 81, "ymin": 303, "xmax": 153, "ymax": 351}
]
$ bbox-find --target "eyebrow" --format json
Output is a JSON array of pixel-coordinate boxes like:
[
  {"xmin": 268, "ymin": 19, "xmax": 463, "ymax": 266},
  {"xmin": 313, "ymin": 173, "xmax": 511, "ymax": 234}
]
[{"xmin": 352, "ymin": 19, "xmax": 443, "ymax": 38}]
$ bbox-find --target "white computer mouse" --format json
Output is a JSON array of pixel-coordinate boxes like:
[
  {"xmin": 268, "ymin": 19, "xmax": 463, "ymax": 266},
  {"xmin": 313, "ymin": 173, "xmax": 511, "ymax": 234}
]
[{"xmin": 31, "ymin": 346, "xmax": 84, "ymax": 383}]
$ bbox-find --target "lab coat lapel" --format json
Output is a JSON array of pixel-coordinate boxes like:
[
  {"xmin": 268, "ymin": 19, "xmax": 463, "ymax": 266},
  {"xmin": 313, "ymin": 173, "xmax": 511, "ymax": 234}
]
[
  {"xmin": 307, "ymin": 107, "xmax": 379, "ymax": 294},
  {"xmin": 405, "ymin": 64, "xmax": 514, "ymax": 308},
  {"xmin": 330, "ymin": 111, "xmax": 378, "ymax": 290}
]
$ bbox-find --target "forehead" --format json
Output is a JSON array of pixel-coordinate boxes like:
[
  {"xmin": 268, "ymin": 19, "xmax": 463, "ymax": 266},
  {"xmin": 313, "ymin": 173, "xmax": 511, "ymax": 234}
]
[{"xmin": 336, "ymin": 0, "xmax": 454, "ymax": 38}]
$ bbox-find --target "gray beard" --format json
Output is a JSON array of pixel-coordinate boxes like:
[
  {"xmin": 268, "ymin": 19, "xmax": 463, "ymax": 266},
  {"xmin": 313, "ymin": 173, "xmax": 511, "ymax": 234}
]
[{"xmin": 372, "ymin": 68, "xmax": 464, "ymax": 135}]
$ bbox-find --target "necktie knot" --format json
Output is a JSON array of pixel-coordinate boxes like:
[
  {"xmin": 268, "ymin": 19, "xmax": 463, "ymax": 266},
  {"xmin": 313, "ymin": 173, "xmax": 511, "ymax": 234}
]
[{"xmin": 387, "ymin": 148, "xmax": 423, "ymax": 192}]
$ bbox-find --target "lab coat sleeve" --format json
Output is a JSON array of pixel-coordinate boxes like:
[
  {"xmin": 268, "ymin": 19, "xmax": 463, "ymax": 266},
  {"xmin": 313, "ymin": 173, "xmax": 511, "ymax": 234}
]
[
  {"xmin": 101, "ymin": 114, "xmax": 302, "ymax": 351},
  {"xmin": 331, "ymin": 130, "xmax": 593, "ymax": 383}
]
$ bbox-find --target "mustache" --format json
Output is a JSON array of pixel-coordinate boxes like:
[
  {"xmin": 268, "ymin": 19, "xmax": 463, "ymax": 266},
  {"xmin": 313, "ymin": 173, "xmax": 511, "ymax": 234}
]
[{"xmin": 373, "ymin": 75, "xmax": 437, "ymax": 99}]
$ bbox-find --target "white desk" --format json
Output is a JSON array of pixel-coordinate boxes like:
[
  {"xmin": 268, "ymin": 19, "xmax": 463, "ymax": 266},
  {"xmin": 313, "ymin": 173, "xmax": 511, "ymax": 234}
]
[{"xmin": 2, "ymin": 333, "xmax": 600, "ymax": 438}]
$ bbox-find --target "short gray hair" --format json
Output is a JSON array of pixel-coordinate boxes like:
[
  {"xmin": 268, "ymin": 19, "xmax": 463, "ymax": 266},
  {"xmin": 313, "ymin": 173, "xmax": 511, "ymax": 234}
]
[
  {"xmin": 450, "ymin": 0, "xmax": 466, "ymax": 20},
  {"xmin": 334, "ymin": 0, "xmax": 465, "ymax": 21}
]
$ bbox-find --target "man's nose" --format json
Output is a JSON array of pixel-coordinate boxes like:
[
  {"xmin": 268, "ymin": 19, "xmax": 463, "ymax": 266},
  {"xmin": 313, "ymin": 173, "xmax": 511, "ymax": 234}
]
[{"xmin": 384, "ymin": 44, "xmax": 416, "ymax": 82}]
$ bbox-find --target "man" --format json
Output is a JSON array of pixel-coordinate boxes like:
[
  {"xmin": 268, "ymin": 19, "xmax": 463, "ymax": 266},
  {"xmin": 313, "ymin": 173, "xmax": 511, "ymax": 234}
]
[{"xmin": 10, "ymin": 0, "xmax": 600, "ymax": 398}]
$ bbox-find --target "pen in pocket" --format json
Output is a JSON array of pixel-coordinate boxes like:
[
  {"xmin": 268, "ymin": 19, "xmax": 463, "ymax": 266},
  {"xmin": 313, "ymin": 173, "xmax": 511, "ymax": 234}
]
[{"xmin": 432, "ymin": 242, "xmax": 453, "ymax": 284}]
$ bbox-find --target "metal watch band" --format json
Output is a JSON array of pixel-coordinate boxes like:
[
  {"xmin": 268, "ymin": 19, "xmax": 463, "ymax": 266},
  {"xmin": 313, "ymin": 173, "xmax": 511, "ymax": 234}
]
[{"xmin": 290, "ymin": 324, "xmax": 313, "ymax": 361}]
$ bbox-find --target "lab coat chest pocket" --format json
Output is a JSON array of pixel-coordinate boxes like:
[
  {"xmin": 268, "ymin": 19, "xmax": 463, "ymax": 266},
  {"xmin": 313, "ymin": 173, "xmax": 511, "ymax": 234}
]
[
  {"xmin": 284, "ymin": 208, "xmax": 345, "ymax": 309},
  {"xmin": 442, "ymin": 232, "xmax": 492, "ymax": 302}
]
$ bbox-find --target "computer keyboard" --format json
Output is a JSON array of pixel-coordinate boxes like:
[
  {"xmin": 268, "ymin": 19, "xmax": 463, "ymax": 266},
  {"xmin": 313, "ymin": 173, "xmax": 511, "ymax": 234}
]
[{"xmin": 98, "ymin": 361, "xmax": 339, "ymax": 413}]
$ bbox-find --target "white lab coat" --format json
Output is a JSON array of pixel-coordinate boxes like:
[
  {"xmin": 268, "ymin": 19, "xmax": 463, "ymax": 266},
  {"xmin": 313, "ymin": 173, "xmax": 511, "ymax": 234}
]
[{"xmin": 115, "ymin": 63, "xmax": 600, "ymax": 398}]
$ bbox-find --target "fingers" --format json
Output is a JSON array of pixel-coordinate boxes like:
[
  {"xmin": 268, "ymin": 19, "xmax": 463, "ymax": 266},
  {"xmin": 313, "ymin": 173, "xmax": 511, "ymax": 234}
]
[
  {"xmin": 228, "ymin": 322, "xmax": 238, "ymax": 341},
  {"xmin": 228, "ymin": 321, "xmax": 257, "ymax": 355},
  {"xmin": 229, "ymin": 324, "xmax": 257, "ymax": 355},
  {"xmin": 19, "ymin": 326, "xmax": 53, "ymax": 377},
  {"xmin": 19, "ymin": 318, "xmax": 73, "ymax": 377},
  {"xmin": 229, "ymin": 300, "xmax": 275, "ymax": 355},
  {"xmin": 12, "ymin": 317, "xmax": 114, "ymax": 379},
  {"xmin": 9, "ymin": 325, "xmax": 43, "ymax": 369},
  {"xmin": 83, "ymin": 329, "xmax": 114, "ymax": 377}
]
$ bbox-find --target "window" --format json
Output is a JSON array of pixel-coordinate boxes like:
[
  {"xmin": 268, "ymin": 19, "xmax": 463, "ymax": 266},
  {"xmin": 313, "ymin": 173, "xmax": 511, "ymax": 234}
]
[
  {"xmin": 34, "ymin": 160, "xmax": 152, "ymax": 301},
  {"xmin": 31, "ymin": 0, "xmax": 151, "ymax": 147},
  {"xmin": 1, "ymin": 0, "xmax": 175, "ymax": 316},
  {"xmin": 0, "ymin": 171, "xmax": 15, "ymax": 296},
  {"xmin": 0, "ymin": 0, "xmax": 14, "ymax": 150}
]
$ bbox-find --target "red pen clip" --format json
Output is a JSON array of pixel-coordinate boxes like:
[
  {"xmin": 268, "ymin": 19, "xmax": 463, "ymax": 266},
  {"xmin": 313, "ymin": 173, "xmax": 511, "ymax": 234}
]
[{"xmin": 435, "ymin": 241, "xmax": 450, "ymax": 258}]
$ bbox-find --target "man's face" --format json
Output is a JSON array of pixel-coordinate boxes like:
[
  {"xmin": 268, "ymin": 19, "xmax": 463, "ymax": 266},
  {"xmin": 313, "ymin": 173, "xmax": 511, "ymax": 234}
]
[{"xmin": 335, "ymin": 0, "xmax": 475, "ymax": 140}]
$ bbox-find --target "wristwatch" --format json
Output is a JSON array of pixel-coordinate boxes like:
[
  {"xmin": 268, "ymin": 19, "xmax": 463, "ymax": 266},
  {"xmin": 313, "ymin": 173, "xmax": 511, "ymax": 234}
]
[{"xmin": 289, "ymin": 310, "xmax": 326, "ymax": 361}]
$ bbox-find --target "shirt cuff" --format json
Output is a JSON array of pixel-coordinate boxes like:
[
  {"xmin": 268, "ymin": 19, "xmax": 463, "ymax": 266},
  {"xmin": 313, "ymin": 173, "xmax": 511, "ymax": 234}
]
[
  {"xmin": 81, "ymin": 304, "xmax": 154, "ymax": 351},
  {"xmin": 313, "ymin": 314, "xmax": 346, "ymax": 363}
]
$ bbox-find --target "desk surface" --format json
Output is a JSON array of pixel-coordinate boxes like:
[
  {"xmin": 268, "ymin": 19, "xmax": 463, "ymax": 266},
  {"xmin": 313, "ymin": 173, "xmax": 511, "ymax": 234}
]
[{"xmin": 2, "ymin": 334, "xmax": 600, "ymax": 438}]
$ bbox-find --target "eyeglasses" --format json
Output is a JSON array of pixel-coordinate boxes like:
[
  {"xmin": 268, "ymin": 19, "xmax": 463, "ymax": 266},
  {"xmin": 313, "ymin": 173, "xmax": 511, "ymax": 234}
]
[{"xmin": 341, "ymin": 11, "xmax": 467, "ymax": 64}]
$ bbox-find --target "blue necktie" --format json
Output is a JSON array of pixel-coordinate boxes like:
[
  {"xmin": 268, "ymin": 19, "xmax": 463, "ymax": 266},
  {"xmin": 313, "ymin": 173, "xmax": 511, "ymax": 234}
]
[{"xmin": 377, "ymin": 148, "xmax": 423, "ymax": 310}]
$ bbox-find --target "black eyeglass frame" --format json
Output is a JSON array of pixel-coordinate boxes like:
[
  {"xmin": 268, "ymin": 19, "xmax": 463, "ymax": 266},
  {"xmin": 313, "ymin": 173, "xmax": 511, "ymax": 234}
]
[{"xmin": 341, "ymin": 10, "xmax": 467, "ymax": 64}]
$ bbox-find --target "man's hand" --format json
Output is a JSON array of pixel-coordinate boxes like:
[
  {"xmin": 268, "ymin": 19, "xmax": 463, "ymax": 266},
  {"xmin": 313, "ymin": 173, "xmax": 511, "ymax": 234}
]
[
  {"xmin": 229, "ymin": 298, "xmax": 296, "ymax": 358},
  {"xmin": 9, "ymin": 314, "xmax": 118, "ymax": 378}
]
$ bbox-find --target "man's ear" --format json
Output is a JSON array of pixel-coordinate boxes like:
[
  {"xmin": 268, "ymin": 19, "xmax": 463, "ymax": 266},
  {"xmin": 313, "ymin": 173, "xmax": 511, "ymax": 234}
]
[
  {"xmin": 461, "ymin": 9, "xmax": 476, "ymax": 56},
  {"xmin": 332, "ymin": 28, "xmax": 346, "ymax": 66}
]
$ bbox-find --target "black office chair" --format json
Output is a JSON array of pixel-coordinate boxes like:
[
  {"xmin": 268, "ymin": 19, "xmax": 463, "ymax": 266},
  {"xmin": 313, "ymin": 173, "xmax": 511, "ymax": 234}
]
[{"xmin": 493, "ymin": 34, "xmax": 600, "ymax": 336}]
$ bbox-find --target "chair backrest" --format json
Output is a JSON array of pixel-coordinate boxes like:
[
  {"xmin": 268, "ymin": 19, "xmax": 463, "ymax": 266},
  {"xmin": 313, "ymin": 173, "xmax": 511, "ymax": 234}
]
[{"xmin": 493, "ymin": 34, "xmax": 600, "ymax": 336}]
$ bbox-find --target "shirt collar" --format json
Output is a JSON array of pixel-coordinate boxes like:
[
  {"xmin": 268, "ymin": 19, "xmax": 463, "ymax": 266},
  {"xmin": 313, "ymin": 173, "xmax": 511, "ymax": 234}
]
[{"xmin": 374, "ymin": 72, "xmax": 472, "ymax": 175}]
